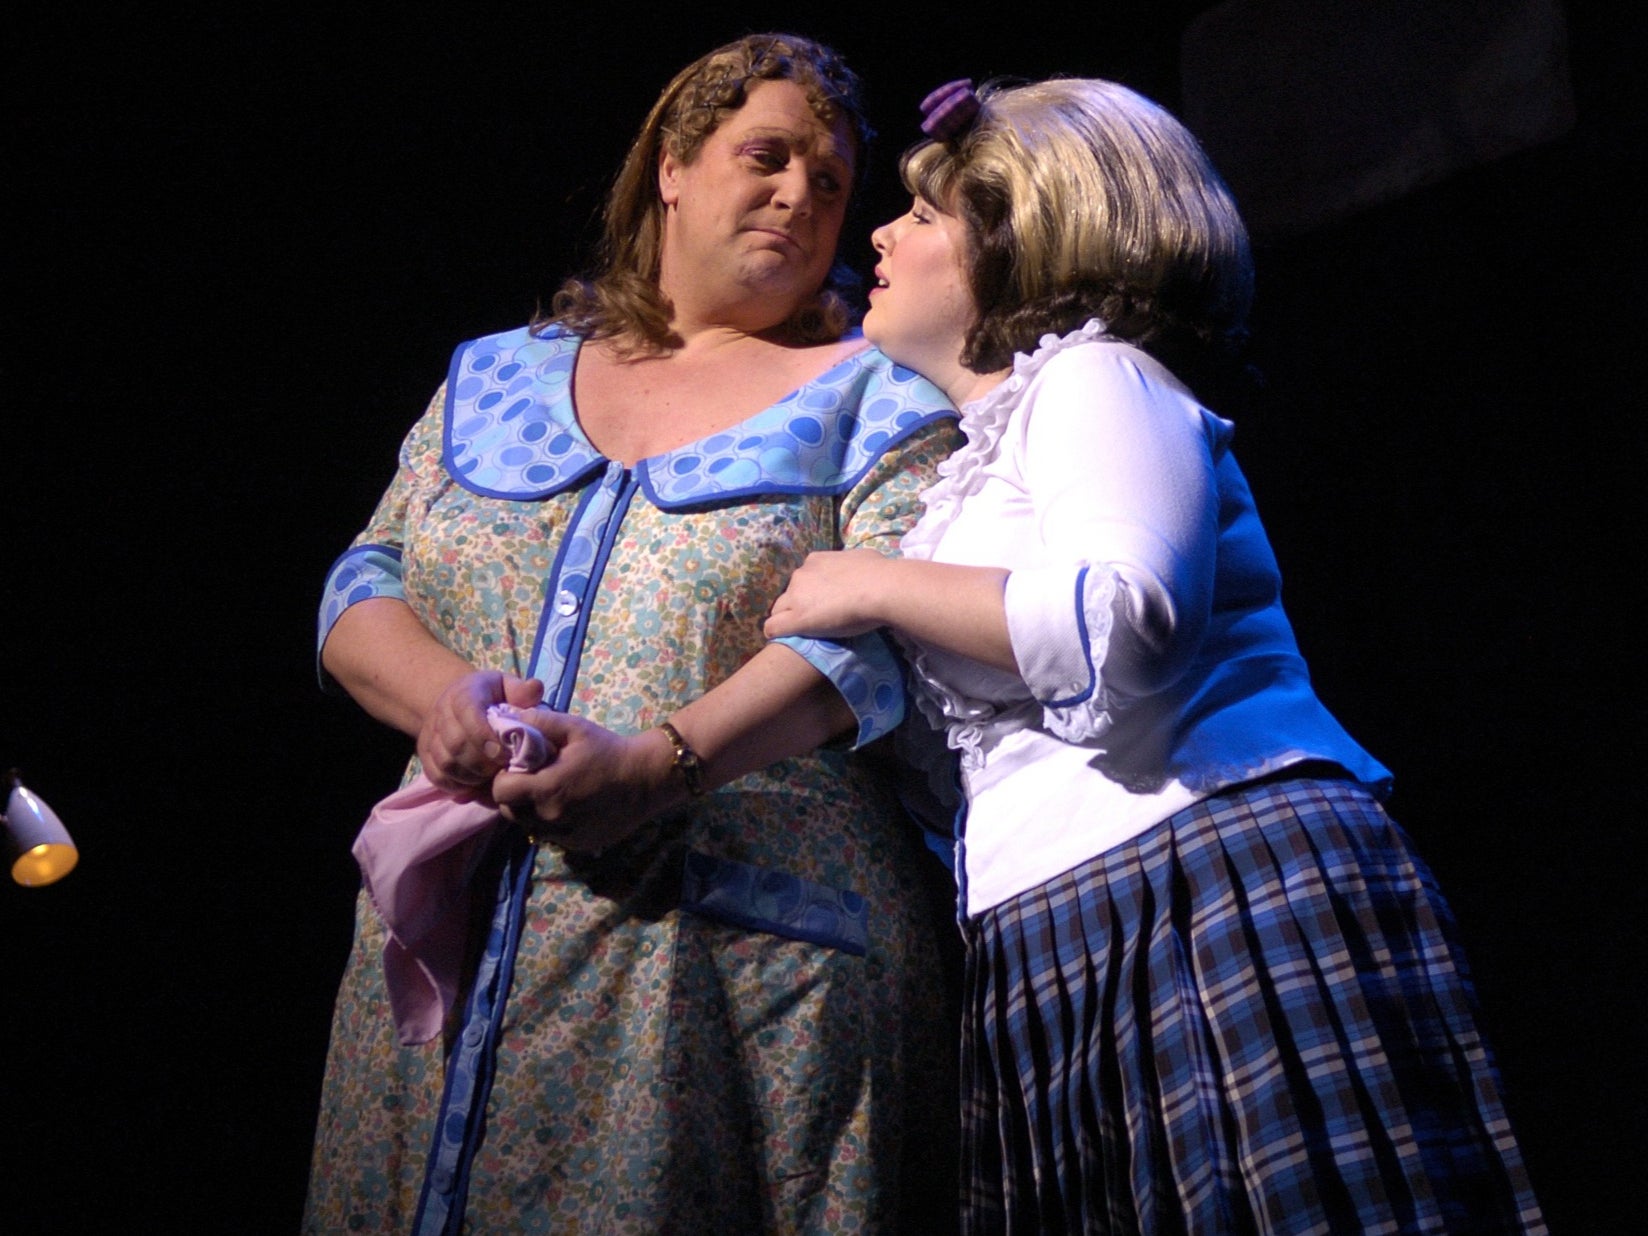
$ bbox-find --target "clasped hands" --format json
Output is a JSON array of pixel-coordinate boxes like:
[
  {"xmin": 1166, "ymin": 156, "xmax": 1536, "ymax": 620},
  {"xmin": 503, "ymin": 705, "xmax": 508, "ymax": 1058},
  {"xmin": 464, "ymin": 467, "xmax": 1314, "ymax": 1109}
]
[
  {"xmin": 418, "ymin": 670, "xmax": 678, "ymax": 854},
  {"xmin": 418, "ymin": 550, "xmax": 889, "ymax": 852}
]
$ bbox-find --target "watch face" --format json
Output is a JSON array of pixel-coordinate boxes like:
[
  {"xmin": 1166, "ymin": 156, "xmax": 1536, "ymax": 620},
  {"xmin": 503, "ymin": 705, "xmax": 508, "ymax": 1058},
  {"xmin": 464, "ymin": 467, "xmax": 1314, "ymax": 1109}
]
[
  {"xmin": 661, "ymin": 722, "xmax": 705, "ymax": 794},
  {"xmin": 679, "ymin": 750, "xmax": 704, "ymax": 792}
]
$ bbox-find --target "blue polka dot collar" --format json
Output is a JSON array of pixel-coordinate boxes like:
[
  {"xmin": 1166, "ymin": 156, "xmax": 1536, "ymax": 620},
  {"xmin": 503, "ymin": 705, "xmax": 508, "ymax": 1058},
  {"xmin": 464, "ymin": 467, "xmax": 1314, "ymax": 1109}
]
[{"xmin": 441, "ymin": 326, "xmax": 953, "ymax": 507}]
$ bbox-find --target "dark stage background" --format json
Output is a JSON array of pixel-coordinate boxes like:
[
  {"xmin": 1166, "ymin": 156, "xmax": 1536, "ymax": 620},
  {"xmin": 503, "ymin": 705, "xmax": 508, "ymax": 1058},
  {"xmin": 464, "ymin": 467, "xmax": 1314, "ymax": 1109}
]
[{"xmin": 5, "ymin": 3, "xmax": 1641, "ymax": 1231}]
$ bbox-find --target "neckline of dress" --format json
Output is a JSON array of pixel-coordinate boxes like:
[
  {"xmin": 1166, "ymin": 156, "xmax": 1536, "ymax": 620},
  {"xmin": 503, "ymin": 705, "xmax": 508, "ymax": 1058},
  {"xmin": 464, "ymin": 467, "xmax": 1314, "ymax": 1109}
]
[{"xmin": 565, "ymin": 331, "xmax": 875, "ymax": 465}]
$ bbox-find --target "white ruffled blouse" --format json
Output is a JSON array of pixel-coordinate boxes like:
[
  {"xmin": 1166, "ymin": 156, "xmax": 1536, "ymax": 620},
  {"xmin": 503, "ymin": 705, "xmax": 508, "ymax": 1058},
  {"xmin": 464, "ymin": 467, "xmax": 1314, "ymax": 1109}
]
[{"xmin": 900, "ymin": 322, "xmax": 1390, "ymax": 914}]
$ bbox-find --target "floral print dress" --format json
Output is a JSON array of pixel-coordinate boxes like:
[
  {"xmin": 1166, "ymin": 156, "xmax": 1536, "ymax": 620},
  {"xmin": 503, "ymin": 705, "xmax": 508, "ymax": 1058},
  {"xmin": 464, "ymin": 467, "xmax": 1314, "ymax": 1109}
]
[{"xmin": 304, "ymin": 326, "xmax": 963, "ymax": 1235}]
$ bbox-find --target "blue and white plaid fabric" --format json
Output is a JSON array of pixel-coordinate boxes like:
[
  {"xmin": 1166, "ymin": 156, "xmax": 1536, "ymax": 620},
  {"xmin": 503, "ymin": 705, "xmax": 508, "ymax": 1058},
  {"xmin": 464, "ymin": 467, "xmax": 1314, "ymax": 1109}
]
[{"xmin": 960, "ymin": 776, "xmax": 1545, "ymax": 1235}]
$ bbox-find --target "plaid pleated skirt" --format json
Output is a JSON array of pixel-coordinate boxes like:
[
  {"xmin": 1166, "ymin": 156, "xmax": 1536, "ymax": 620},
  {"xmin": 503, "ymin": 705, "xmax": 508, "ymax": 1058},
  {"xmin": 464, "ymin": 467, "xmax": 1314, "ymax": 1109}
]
[{"xmin": 960, "ymin": 776, "xmax": 1545, "ymax": 1236}]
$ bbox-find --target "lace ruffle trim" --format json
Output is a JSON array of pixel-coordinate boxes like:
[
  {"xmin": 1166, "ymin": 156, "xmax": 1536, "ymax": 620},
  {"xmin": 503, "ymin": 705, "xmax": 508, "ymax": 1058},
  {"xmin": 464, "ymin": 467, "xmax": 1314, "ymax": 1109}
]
[
  {"xmin": 900, "ymin": 317, "xmax": 1112, "ymax": 566},
  {"xmin": 903, "ymin": 555, "xmax": 1124, "ymax": 771}
]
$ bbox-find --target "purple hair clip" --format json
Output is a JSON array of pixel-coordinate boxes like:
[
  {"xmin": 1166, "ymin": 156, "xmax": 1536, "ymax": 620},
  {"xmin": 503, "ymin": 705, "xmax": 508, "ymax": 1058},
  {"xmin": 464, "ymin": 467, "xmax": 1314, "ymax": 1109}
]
[{"xmin": 919, "ymin": 78, "xmax": 981, "ymax": 143}]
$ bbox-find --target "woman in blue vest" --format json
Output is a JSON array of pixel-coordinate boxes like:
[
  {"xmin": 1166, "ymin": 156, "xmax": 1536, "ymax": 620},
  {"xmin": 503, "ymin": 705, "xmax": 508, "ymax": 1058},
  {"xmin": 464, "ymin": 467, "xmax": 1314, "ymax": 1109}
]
[
  {"xmin": 306, "ymin": 35, "xmax": 961, "ymax": 1234},
  {"xmin": 768, "ymin": 77, "xmax": 1544, "ymax": 1234}
]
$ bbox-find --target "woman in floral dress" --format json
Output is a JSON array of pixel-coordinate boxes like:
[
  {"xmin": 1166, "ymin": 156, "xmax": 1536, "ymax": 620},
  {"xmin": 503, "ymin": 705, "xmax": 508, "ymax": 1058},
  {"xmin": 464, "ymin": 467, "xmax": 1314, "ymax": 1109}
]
[{"xmin": 305, "ymin": 34, "xmax": 960, "ymax": 1235}]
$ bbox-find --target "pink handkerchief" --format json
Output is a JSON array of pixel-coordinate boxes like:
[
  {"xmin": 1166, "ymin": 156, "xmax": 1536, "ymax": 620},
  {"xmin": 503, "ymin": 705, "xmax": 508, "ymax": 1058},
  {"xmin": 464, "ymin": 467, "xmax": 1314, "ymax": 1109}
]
[{"xmin": 351, "ymin": 704, "xmax": 551, "ymax": 1044}]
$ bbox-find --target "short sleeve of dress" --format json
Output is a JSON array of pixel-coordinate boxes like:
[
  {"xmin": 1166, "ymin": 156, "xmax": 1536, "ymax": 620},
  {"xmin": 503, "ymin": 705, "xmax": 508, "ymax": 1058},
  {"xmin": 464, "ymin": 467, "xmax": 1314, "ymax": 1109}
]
[
  {"xmin": 774, "ymin": 415, "xmax": 963, "ymax": 747},
  {"xmin": 315, "ymin": 385, "xmax": 447, "ymax": 683}
]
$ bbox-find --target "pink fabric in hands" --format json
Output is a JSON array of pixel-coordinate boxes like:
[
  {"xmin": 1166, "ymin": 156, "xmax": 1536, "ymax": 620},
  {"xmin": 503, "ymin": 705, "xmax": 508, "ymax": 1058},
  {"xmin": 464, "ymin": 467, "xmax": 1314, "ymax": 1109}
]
[{"xmin": 351, "ymin": 703, "xmax": 552, "ymax": 1045}]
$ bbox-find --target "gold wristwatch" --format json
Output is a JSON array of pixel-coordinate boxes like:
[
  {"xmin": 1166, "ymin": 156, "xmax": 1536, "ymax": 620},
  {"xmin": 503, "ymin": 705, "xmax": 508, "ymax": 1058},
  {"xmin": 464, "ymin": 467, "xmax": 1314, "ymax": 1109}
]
[{"xmin": 658, "ymin": 721, "xmax": 706, "ymax": 796}]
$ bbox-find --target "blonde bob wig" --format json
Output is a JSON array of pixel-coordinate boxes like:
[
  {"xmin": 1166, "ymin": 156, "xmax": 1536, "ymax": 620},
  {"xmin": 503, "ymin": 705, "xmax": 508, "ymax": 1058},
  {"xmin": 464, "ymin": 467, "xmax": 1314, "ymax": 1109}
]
[
  {"xmin": 547, "ymin": 33, "xmax": 871, "ymax": 354},
  {"xmin": 902, "ymin": 78, "xmax": 1254, "ymax": 386}
]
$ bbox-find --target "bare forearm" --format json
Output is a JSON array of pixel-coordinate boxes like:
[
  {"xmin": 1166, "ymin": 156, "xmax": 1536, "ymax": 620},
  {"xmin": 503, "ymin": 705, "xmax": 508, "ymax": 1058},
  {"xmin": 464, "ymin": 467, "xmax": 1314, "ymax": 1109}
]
[
  {"xmin": 874, "ymin": 560, "xmax": 1018, "ymax": 674},
  {"xmin": 766, "ymin": 550, "xmax": 1020, "ymax": 675},
  {"xmin": 320, "ymin": 597, "xmax": 474, "ymax": 736},
  {"xmin": 668, "ymin": 643, "xmax": 856, "ymax": 788}
]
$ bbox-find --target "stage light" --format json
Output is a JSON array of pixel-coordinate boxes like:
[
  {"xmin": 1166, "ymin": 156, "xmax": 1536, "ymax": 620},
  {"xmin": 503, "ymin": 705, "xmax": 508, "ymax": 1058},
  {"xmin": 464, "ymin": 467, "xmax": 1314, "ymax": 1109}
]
[{"xmin": 4, "ymin": 770, "xmax": 78, "ymax": 886}]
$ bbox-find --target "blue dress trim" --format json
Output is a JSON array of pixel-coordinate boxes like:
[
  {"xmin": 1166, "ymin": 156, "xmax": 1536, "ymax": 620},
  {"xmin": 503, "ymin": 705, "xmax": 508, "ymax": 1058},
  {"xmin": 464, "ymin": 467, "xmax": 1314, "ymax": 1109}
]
[
  {"xmin": 680, "ymin": 849, "xmax": 869, "ymax": 956},
  {"xmin": 771, "ymin": 633, "xmax": 906, "ymax": 748},
  {"xmin": 316, "ymin": 543, "xmax": 403, "ymax": 683},
  {"xmin": 413, "ymin": 837, "xmax": 535, "ymax": 1236}
]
